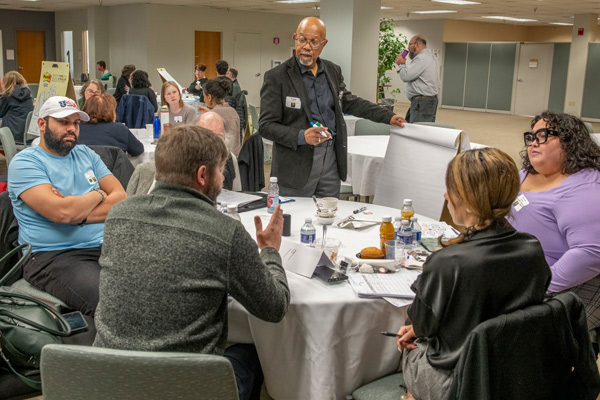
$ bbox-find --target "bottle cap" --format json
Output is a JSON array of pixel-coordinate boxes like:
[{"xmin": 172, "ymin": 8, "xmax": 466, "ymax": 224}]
[
  {"xmin": 403, "ymin": 199, "xmax": 412, "ymax": 205},
  {"xmin": 382, "ymin": 216, "xmax": 391, "ymax": 222},
  {"xmin": 305, "ymin": 217, "xmax": 312, "ymax": 223},
  {"xmin": 394, "ymin": 216, "xmax": 402, "ymax": 221},
  {"xmin": 411, "ymin": 216, "xmax": 418, "ymax": 221},
  {"xmin": 270, "ymin": 177, "xmax": 278, "ymax": 183},
  {"xmin": 227, "ymin": 205, "xmax": 237, "ymax": 212},
  {"xmin": 402, "ymin": 220, "xmax": 410, "ymax": 225}
]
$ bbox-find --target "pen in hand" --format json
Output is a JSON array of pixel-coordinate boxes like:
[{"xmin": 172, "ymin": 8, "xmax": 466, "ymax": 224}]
[
  {"xmin": 381, "ymin": 332, "xmax": 417, "ymax": 341},
  {"xmin": 310, "ymin": 122, "xmax": 329, "ymax": 138}
]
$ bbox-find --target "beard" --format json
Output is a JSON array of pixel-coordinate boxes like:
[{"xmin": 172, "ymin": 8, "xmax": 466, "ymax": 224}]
[
  {"xmin": 409, "ymin": 50, "xmax": 416, "ymax": 60},
  {"xmin": 297, "ymin": 52, "xmax": 315, "ymax": 67},
  {"xmin": 204, "ymin": 172, "xmax": 223, "ymax": 204},
  {"xmin": 44, "ymin": 125, "xmax": 77, "ymax": 156}
]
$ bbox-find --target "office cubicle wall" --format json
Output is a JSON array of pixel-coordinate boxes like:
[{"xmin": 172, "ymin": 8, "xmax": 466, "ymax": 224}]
[
  {"xmin": 582, "ymin": 43, "xmax": 600, "ymax": 120},
  {"xmin": 442, "ymin": 42, "xmax": 516, "ymax": 112},
  {"xmin": 548, "ymin": 43, "xmax": 570, "ymax": 114}
]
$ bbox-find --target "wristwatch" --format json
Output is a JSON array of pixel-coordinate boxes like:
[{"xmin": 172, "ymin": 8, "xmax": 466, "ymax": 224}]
[{"xmin": 93, "ymin": 188, "xmax": 106, "ymax": 203}]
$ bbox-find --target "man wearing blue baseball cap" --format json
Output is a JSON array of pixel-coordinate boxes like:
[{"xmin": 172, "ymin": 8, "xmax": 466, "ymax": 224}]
[{"xmin": 7, "ymin": 96, "xmax": 127, "ymax": 316}]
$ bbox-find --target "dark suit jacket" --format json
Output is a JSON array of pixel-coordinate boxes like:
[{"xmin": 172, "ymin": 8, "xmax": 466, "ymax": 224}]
[{"xmin": 259, "ymin": 56, "xmax": 394, "ymax": 190}]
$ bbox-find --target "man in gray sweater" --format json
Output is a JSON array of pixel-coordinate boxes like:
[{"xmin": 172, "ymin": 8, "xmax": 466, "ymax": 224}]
[{"xmin": 94, "ymin": 125, "xmax": 290, "ymax": 400}]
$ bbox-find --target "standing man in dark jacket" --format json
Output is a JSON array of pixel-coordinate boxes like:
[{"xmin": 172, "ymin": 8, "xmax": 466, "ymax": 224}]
[
  {"xmin": 0, "ymin": 71, "xmax": 34, "ymax": 143},
  {"xmin": 259, "ymin": 17, "xmax": 405, "ymax": 197}
]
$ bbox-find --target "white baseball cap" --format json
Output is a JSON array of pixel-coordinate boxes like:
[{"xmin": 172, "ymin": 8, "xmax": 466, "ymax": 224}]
[{"xmin": 39, "ymin": 96, "xmax": 90, "ymax": 122}]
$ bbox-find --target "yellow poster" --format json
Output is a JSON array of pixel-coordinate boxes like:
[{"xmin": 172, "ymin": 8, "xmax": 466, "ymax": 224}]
[{"xmin": 27, "ymin": 61, "xmax": 76, "ymax": 138}]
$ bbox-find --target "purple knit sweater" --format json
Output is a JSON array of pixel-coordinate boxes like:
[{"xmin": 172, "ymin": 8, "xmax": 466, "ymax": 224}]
[{"xmin": 509, "ymin": 168, "xmax": 600, "ymax": 293}]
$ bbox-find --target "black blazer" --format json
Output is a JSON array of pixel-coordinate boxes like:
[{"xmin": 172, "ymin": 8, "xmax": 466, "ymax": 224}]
[{"xmin": 259, "ymin": 56, "xmax": 394, "ymax": 190}]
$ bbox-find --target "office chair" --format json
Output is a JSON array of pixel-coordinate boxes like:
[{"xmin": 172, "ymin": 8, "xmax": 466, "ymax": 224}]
[
  {"xmin": 41, "ymin": 345, "xmax": 239, "ymax": 400},
  {"xmin": 354, "ymin": 119, "xmax": 391, "ymax": 136},
  {"xmin": 351, "ymin": 293, "xmax": 600, "ymax": 400}
]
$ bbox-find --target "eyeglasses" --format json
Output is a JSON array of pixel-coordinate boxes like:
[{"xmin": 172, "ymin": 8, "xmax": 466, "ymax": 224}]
[
  {"xmin": 523, "ymin": 128, "xmax": 559, "ymax": 146},
  {"xmin": 295, "ymin": 36, "xmax": 326, "ymax": 49}
]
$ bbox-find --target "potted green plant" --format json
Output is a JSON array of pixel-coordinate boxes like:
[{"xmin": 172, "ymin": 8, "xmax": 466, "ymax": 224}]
[{"xmin": 378, "ymin": 18, "xmax": 408, "ymax": 102}]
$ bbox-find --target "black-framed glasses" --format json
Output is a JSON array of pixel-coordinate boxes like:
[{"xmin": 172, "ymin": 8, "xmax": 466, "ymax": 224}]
[
  {"xmin": 523, "ymin": 128, "xmax": 559, "ymax": 146},
  {"xmin": 294, "ymin": 36, "xmax": 326, "ymax": 49}
]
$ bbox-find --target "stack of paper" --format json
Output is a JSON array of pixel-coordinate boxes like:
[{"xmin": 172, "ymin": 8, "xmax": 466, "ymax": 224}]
[
  {"xmin": 217, "ymin": 190, "xmax": 263, "ymax": 207},
  {"xmin": 348, "ymin": 270, "xmax": 421, "ymax": 299}
]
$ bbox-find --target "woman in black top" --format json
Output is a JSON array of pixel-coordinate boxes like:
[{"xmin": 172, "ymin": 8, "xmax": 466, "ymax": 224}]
[
  {"xmin": 113, "ymin": 64, "xmax": 136, "ymax": 104},
  {"xmin": 129, "ymin": 70, "xmax": 158, "ymax": 112},
  {"xmin": 187, "ymin": 63, "xmax": 208, "ymax": 98},
  {"xmin": 0, "ymin": 71, "xmax": 34, "ymax": 143},
  {"xmin": 80, "ymin": 93, "xmax": 144, "ymax": 156},
  {"xmin": 395, "ymin": 148, "xmax": 551, "ymax": 400}
]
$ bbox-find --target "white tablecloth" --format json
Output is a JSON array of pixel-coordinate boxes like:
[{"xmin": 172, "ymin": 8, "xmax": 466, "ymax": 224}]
[
  {"xmin": 345, "ymin": 135, "xmax": 389, "ymax": 197},
  {"xmin": 128, "ymin": 128, "xmax": 156, "ymax": 167},
  {"xmin": 227, "ymin": 198, "xmax": 435, "ymax": 400}
]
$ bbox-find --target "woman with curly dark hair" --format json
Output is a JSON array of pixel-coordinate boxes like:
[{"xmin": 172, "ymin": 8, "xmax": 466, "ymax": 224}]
[
  {"xmin": 129, "ymin": 70, "xmax": 158, "ymax": 112},
  {"xmin": 509, "ymin": 111, "xmax": 600, "ymax": 331}
]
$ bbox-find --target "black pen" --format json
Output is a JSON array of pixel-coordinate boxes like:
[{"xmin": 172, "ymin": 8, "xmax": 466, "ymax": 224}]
[
  {"xmin": 381, "ymin": 332, "xmax": 401, "ymax": 338},
  {"xmin": 353, "ymin": 206, "xmax": 367, "ymax": 214}
]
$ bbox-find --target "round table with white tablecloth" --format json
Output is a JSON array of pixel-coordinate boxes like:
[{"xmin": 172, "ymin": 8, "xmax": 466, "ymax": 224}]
[{"xmin": 227, "ymin": 198, "xmax": 435, "ymax": 400}]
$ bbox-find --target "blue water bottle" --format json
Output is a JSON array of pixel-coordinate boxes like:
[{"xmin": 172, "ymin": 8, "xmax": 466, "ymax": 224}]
[{"xmin": 153, "ymin": 114, "xmax": 161, "ymax": 141}]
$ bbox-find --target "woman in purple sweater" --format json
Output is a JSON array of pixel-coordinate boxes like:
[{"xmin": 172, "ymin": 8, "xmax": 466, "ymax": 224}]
[{"xmin": 509, "ymin": 111, "xmax": 600, "ymax": 330}]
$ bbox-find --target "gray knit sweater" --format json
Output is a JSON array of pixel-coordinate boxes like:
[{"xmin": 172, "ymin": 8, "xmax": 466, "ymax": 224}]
[{"xmin": 93, "ymin": 182, "xmax": 290, "ymax": 354}]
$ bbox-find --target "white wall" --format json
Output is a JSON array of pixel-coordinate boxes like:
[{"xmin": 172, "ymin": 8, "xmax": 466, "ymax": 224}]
[
  {"xmin": 103, "ymin": 4, "xmax": 303, "ymax": 93},
  {"xmin": 88, "ymin": 6, "xmax": 110, "ymax": 80},
  {"xmin": 54, "ymin": 8, "xmax": 88, "ymax": 80},
  {"xmin": 387, "ymin": 19, "xmax": 444, "ymax": 103}
]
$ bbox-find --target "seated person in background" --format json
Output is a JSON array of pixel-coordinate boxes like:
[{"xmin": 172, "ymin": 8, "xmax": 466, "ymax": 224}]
[
  {"xmin": 78, "ymin": 79, "xmax": 105, "ymax": 109},
  {"xmin": 80, "ymin": 93, "xmax": 144, "ymax": 157},
  {"xmin": 198, "ymin": 78, "xmax": 241, "ymax": 156},
  {"xmin": 396, "ymin": 148, "xmax": 550, "ymax": 400},
  {"xmin": 129, "ymin": 70, "xmax": 158, "ymax": 113},
  {"xmin": 7, "ymin": 96, "xmax": 127, "ymax": 316},
  {"xmin": 509, "ymin": 111, "xmax": 600, "ymax": 331},
  {"xmin": 113, "ymin": 64, "xmax": 136, "ymax": 104},
  {"xmin": 196, "ymin": 111, "xmax": 240, "ymax": 191},
  {"xmin": 95, "ymin": 125, "xmax": 289, "ymax": 400},
  {"xmin": 188, "ymin": 62, "xmax": 208, "ymax": 99},
  {"xmin": 161, "ymin": 81, "xmax": 197, "ymax": 126},
  {"xmin": 96, "ymin": 60, "xmax": 111, "ymax": 81},
  {"xmin": 0, "ymin": 71, "xmax": 34, "ymax": 143},
  {"xmin": 126, "ymin": 111, "xmax": 239, "ymax": 196}
]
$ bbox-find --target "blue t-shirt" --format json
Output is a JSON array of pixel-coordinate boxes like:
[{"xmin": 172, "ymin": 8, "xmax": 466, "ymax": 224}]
[{"xmin": 8, "ymin": 145, "xmax": 112, "ymax": 252}]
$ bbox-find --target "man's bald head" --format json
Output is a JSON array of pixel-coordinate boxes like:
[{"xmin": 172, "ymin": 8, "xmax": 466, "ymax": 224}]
[
  {"xmin": 196, "ymin": 112, "xmax": 225, "ymax": 141},
  {"xmin": 296, "ymin": 17, "xmax": 326, "ymax": 38},
  {"xmin": 294, "ymin": 17, "xmax": 328, "ymax": 69}
]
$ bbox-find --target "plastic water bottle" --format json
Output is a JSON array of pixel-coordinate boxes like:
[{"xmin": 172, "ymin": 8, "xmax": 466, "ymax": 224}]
[
  {"xmin": 220, "ymin": 202, "xmax": 228, "ymax": 215},
  {"xmin": 227, "ymin": 204, "xmax": 241, "ymax": 222},
  {"xmin": 267, "ymin": 177, "xmax": 279, "ymax": 214},
  {"xmin": 300, "ymin": 218, "xmax": 316, "ymax": 247},
  {"xmin": 395, "ymin": 220, "xmax": 413, "ymax": 264},
  {"xmin": 401, "ymin": 199, "xmax": 414, "ymax": 221},
  {"xmin": 153, "ymin": 114, "xmax": 161, "ymax": 141},
  {"xmin": 411, "ymin": 216, "xmax": 422, "ymax": 243},
  {"xmin": 393, "ymin": 216, "xmax": 402, "ymax": 239}
]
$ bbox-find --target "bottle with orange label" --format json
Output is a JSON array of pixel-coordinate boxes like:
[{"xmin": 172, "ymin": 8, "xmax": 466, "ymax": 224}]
[
  {"xmin": 380, "ymin": 216, "xmax": 395, "ymax": 258},
  {"xmin": 401, "ymin": 199, "xmax": 414, "ymax": 221}
]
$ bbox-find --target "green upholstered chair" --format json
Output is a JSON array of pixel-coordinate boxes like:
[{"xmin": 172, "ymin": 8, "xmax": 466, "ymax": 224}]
[{"xmin": 41, "ymin": 345, "xmax": 239, "ymax": 400}]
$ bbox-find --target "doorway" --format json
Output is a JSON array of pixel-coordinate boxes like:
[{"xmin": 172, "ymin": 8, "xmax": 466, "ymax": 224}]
[
  {"xmin": 16, "ymin": 30, "xmax": 45, "ymax": 83},
  {"xmin": 194, "ymin": 31, "xmax": 221, "ymax": 81},
  {"xmin": 62, "ymin": 31, "xmax": 74, "ymax": 78},
  {"xmin": 514, "ymin": 43, "xmax": 553, "ymax": 117},
  {"xmin": 233, "ymin": 32, "xmax": 262, "ymax": 106}
]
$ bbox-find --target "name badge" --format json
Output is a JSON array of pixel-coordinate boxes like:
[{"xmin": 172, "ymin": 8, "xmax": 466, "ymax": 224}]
[
  {"xmin": 174, "ymin": 116, "xmax": 183, "ymax": 123},
  {"xmin": 84, "ymin": 170, "xmax": 97, "ymax": 185},
  {"xmin": 285, "ymin": 96, "xmax": 301, "ymax": 109},
  {"xmin": 512, "ymin": 194, "xmax": 529, "ymax": 212}
]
